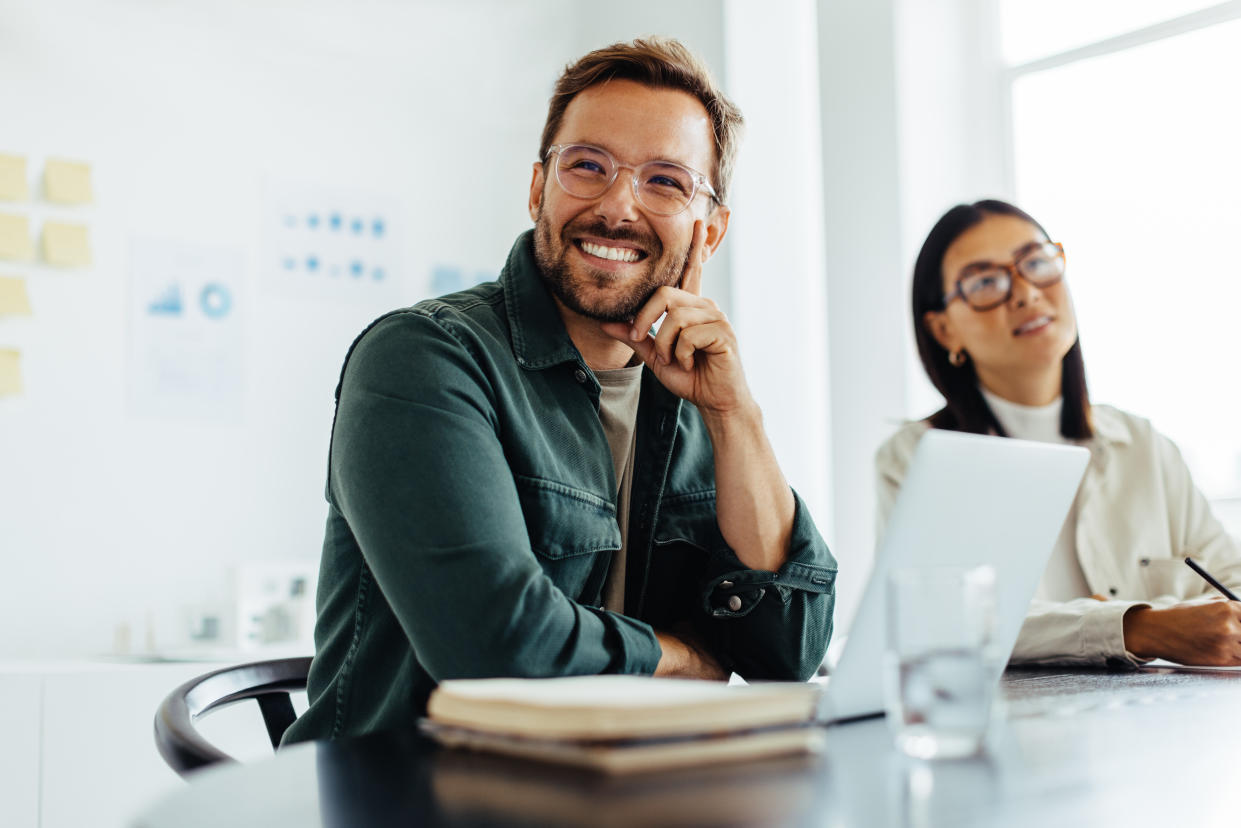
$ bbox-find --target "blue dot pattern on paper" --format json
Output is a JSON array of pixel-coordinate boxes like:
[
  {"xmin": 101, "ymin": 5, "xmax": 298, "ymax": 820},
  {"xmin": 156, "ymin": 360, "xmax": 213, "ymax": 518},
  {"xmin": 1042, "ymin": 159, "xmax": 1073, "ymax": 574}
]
[
  {"xmin": 432, "ymin": 266, "xmax": 464, "ymax": 295},
  {"xmin": 329, "ymin": 212, "xmax": 342, "ymax": 231},
  {"xmin": 350, "ymin": 260, "xmax": 364, "ymax": 277},
  {"xmin": 351, "ymin": 218, "xmax": 364, "ymax": 235},
  {"xmin": 372, "ymin": 218, "xmax": 385, "ymax": 238},
  {"xmin": 283, "ymin": 258, "xmax": 296, "ymax": 271},
  {"xmin": 307, "ymin": 256, "xmax": 320, "ymax": 272},
  {"xmin": 372, "ymin": 267, "xmax": 385, "ymax": 281},
  {"xmin": 307, "ymin": 214, "xmax": 320, "ymax": 229}
]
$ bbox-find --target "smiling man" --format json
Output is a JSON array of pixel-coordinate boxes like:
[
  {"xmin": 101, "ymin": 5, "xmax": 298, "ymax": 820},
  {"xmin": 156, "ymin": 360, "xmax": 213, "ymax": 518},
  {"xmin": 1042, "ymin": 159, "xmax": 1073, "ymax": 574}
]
[{"xmin": 283, "ymin": 38, "xmax": 837, "ymax": 745}]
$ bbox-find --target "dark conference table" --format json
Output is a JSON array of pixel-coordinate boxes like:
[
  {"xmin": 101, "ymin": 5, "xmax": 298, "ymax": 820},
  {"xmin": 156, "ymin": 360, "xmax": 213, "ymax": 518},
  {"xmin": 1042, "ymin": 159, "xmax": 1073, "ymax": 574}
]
[{"xmin": 134, "ymin": 667, "xmax": 1241, "ymax": 828}]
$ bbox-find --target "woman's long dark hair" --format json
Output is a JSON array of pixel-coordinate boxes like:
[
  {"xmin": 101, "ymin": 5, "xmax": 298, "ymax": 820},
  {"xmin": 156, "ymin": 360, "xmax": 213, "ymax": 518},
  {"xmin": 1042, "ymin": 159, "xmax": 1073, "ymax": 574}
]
[{"xmin": 912, "ymin": 199, "xmax": 1092, "ymax": 439}]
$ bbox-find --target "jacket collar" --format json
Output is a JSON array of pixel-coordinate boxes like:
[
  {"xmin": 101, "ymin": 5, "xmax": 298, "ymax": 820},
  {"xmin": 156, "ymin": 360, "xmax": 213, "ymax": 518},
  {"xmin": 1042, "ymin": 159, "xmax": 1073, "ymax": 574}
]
[
  {"xmin": 1088, "ymin": 404, "xmax": 1133, "ymax": 448},
  {"xmin": 501, "ymin": 230, "xmax": 586, "ymax": 371}
]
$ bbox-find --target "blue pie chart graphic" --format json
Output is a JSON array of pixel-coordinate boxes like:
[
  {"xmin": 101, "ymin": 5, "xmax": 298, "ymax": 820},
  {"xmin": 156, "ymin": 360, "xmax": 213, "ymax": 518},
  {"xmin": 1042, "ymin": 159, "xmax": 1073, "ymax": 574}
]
[{"xmin": 200, "ymin": 283, "xmax": 233, "ymax": 319}]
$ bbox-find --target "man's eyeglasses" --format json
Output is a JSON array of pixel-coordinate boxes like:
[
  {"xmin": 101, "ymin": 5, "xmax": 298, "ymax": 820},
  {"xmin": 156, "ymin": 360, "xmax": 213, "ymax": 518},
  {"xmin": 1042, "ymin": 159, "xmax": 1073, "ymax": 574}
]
[
  {"xmin": 545, "ymin": 143, "xmax": 720, "ymax": 216},
  {"xmin": 942, "ymin": 242, "xmax": 1067, "ymax": 311}
]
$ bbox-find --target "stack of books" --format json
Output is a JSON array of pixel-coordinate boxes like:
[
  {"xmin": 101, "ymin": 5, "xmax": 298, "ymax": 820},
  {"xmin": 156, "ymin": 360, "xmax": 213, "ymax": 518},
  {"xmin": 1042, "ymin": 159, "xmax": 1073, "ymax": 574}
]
[{"xmin": 420, "ymin": 675, "xmax": 825, "ymax": 774}]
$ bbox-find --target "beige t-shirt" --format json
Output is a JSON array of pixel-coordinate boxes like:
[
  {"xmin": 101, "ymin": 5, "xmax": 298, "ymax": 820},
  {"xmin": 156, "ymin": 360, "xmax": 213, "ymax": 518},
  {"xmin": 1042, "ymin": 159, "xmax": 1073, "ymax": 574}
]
[{"xmin": 595, "ymin": 363, "xmax": 643, "ymax": 613}]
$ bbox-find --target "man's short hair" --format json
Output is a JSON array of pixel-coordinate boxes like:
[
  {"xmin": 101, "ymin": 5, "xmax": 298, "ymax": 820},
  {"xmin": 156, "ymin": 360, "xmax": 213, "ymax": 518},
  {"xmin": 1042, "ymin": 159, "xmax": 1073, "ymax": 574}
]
[{"xmin": 539, "ymin": 37, "xmax": 744, "ymax": 206}]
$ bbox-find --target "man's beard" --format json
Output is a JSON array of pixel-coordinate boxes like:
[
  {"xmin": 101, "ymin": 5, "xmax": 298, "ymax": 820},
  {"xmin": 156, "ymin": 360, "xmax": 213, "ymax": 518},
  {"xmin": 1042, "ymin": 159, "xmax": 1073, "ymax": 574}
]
[{"xmin": 533, "ymin": 205, "xmax": 688, "ymax": 323}]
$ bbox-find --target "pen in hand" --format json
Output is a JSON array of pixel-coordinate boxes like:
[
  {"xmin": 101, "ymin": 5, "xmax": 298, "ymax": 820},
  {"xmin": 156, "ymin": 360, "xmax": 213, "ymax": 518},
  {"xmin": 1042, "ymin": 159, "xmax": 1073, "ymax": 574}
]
[{"xmin": 1184, "ymin": 557, "xmax": 1240, "ymax": 601}]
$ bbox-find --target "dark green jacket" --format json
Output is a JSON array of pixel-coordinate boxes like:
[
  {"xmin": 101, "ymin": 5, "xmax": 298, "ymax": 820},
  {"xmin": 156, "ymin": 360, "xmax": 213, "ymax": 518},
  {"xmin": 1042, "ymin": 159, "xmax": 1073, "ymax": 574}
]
[{"xmin": 283, "ymin": 231, "xmax": 837, "ymax": 745}]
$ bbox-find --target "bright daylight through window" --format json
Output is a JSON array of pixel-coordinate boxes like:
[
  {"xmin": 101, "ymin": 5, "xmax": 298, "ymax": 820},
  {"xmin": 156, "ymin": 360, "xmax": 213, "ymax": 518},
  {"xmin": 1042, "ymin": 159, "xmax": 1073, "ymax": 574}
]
[{"xmin": 1004, "ymin": 3, "xmax": 1241, "ymax": 518}]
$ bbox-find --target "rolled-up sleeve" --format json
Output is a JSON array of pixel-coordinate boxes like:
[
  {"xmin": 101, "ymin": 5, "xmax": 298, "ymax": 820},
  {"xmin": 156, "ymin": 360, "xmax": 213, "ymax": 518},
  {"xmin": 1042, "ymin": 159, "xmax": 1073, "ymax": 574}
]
[
  {"xmin": 330, "ymin": 311, "xmax": 661, "ymax": 681},
  {"xmin": 695, "ymin": 491, "xmax": 837, "ymax": 682}
]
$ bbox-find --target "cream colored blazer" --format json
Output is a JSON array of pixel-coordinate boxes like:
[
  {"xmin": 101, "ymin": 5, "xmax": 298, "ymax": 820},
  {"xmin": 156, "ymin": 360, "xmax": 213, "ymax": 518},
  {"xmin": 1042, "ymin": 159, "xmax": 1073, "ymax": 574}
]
[{"xmin": 874, "ymin": 405, "xmax": 1241, "ymax": 667}]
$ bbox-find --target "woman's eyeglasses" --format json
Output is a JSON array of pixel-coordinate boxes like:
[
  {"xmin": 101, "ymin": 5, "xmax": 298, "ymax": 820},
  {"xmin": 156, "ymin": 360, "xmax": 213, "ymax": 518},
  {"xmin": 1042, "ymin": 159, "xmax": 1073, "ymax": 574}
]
[{"xmin": 943, "ymin": 242, "xmax": 1066, "ymax": 311}]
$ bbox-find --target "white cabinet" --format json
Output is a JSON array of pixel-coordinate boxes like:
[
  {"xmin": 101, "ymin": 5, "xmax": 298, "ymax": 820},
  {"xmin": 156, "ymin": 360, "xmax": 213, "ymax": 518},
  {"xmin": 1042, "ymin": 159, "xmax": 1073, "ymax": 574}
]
[
  {"xmin": 0, "ymin": 675, "xmax": 41, "ymax": 828},
  {"xmin": 0, "ymin": 660, "xmax": 300, "ymax": 828}
]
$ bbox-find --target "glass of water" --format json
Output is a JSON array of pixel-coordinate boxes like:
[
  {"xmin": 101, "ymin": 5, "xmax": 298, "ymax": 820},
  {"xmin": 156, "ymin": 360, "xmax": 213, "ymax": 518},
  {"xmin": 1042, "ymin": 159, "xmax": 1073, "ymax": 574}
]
[{"xmin": 885, "ymin": 565, "xmax": 998, "ymax": 759}]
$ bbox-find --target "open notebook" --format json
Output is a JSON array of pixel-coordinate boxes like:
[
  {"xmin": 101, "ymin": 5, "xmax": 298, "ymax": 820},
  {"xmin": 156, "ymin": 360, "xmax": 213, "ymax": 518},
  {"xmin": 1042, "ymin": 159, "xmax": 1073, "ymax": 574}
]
[{"xmin": 421, "ymin": 674, "xmax": 823, "ymax": 774}]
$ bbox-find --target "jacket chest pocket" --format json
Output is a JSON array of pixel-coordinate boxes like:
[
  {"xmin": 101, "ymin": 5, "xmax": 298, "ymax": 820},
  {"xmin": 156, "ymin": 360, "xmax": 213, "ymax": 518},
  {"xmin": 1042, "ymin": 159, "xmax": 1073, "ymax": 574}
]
[
  {"xmin": 646, "ymin": 491, "xmax": 737, "ymax": 627},
  {"xmin": 514, "ymin": 475, "xmax": 620, "ymax": 602},
  {"xmin": 653, "ymin": 491, "xmax": 728, "ymax": 555},
  {"xmin": 1138, "ymin": 555, "xmax": 1197, "ymax": 599}
]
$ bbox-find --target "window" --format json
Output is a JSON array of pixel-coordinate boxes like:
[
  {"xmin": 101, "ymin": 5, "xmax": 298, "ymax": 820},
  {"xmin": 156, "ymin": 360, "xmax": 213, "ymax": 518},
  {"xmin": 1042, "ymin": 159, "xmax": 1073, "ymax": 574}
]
[
  {"xmin": 1007, "ymin": 5, "xmax": 1241, "ymax": 520},
  {"xmin": 1001, "ymin": 0, "xmax": 1223, "ymax": 63}
]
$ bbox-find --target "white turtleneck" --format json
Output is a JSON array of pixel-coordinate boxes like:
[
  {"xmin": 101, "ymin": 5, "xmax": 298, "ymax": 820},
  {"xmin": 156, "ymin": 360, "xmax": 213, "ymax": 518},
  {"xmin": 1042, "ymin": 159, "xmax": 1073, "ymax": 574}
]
[{"xmin": 979, "ymin": 386, "xmax": 1092, "ymax": 601}]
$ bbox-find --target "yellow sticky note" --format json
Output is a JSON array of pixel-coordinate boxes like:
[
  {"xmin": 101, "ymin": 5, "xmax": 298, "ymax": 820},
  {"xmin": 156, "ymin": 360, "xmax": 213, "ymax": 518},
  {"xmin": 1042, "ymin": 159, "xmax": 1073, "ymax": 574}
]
[
  {"xmin": 0, "ymin": 213, "xmax": 33, "ymax": 261},
  {"xmin": 0, "ymin": 154, "xmax": 29, "ymax": 202},
  {"xmin": 42, "ymin": 221, "xmax": 92, "ymax": 268},
  {"xmin": 44, "ymin": 158, "xmax": 93, "ymax": 204},
  {"xmin": 0, "ymin": 276, "xmax": 31, "ymax": 315},
  {"xmin": 0, "ymin": 349, "xmax": 21, "ymax": 396}
]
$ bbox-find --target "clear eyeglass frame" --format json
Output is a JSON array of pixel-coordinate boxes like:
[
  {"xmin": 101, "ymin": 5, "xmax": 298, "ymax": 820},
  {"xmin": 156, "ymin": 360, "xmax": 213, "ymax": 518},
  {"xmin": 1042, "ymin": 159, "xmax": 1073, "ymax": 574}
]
[
  {"xmin": 544, "ymin": 143, "xmax": 720, "ymax": 216},
  {"xmin": 942, "ymin": 241, "xmax": 1067, "ymax": 312}
]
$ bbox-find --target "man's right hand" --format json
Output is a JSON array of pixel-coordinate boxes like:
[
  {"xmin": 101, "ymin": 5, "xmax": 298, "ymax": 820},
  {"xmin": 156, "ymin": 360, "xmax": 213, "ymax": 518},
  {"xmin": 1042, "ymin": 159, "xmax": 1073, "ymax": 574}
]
[
  {"xmin": 654, "ymin": 629, "xmax": 729, "ymax": 680},
  {"xmin": 1123, "ymin": 601, "xmax": 1241, "ymax": 665}
]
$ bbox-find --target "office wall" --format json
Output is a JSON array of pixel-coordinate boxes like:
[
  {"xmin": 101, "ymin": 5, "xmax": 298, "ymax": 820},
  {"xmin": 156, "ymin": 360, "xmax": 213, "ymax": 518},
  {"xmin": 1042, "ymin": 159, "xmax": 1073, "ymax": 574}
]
[
  {"xmin": 0, "ymin": 0, "xmax": 988, "ymax": 659},
  {"xmin": 895, "ymin": 0, "xmax": 1009, "ymax": 416},
  {"xmin": 725, "ymin": 0, "xmax": 831, "ymax": 536},
  {"xmin": 0, "ymin": 0, "xmax": 749, "ymax": 659},
  {"xmin": 816, "ymin": 0, "xmax": 1010, "ymax": 631},
  {"xmin": 817, "ymin": 0, "xmax": 908, "ymax": 630}
]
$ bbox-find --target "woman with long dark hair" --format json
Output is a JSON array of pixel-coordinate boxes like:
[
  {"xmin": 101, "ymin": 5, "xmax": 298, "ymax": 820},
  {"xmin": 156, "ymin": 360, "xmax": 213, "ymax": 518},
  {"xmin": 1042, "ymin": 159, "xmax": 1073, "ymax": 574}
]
[{"xmin": 876, "ymin": 199, "xmax": 1241, "ymax": 667}]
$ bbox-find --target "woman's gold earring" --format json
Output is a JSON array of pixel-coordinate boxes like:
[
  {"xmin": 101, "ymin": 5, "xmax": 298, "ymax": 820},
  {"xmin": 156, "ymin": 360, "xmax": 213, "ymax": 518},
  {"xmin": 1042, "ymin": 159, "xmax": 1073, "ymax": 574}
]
[{"xmin": 949, "ymin": 350, "xmax": 967, "ymax": 367}]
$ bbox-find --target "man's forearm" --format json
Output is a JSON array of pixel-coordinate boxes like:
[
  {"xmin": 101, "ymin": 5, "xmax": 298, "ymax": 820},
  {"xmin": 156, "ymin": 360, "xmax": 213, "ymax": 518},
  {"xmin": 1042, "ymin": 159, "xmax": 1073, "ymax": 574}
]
[{"xmin": 701, "ymin": 401, "xmax": 795, "ymax": 572}]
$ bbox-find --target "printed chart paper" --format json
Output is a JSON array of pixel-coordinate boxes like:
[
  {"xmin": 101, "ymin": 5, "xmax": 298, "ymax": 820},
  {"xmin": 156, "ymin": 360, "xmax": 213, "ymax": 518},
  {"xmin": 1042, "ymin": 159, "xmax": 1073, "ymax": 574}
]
[
  {"xmin": 262, "ymin": 178, "xmax": 402, "ymax": 304},
  {"xmin": 127, "ymin": 238, "xmax": 244, "ymax": 421}
]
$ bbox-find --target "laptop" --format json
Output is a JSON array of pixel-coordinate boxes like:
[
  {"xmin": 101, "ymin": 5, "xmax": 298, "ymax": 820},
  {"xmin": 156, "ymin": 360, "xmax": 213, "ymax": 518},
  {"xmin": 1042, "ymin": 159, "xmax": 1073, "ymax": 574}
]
[{"xmin": 818, "ymin": 429, "xmax": 1091, "ymax": 722}]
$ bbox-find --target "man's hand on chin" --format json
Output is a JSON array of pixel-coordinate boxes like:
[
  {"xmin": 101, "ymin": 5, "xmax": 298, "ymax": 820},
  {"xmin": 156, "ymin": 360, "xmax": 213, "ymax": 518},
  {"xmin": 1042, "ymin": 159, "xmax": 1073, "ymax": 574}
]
[
  {"xmin": 603, "ymin": 218, "xmax": 794, "ymax": 574},
  {"xmin": 599, "ymin": 220, "xmax": 753, "ymax": 418}
]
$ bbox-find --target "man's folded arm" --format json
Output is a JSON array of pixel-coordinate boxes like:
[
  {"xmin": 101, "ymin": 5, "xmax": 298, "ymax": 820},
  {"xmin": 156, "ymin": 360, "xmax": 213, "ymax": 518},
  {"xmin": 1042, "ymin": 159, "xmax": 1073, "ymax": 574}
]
[
  {"xmin": 695, "ymin": 492, "xmax": 837, "ymax": 682},
  {"xmin": 330, "ymin": 312, "xmax": 662, "ymax": 680}
]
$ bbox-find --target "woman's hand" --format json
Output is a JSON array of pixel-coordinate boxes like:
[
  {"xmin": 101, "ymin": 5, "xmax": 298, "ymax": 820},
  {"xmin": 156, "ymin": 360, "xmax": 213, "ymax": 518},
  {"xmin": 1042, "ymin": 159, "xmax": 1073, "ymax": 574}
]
[{"xmin": 1123, "ymin": 601, "xmax": 1241, "ymax": 665}]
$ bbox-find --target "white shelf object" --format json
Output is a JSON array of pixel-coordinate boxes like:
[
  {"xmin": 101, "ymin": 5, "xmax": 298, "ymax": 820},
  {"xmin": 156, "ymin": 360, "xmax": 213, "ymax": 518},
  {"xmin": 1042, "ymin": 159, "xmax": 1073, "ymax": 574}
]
[{"xmin": 0, "ymin": 659, "xmax": 307, "ymax": 828}]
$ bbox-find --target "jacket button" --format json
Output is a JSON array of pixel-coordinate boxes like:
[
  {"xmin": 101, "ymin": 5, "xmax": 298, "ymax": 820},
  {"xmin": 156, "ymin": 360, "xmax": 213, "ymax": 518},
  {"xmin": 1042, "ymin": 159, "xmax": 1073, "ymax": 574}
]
[
  {"xmin": 574, "ymin": 369, "xmax": 587, "ymax": 383},
  {"xmin": 720, "ymin": 580, "xmax": 734, "ymax": 589},
  {"xmin": 1109, "ymin": 587, "xmax": 1118, "ymax": 596},
  {"xmin": 727, "ymin": 595, "xmax": 743, "ymax": 611}
]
